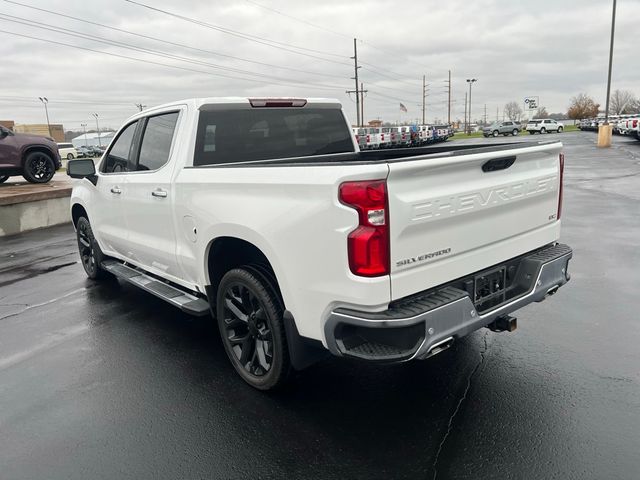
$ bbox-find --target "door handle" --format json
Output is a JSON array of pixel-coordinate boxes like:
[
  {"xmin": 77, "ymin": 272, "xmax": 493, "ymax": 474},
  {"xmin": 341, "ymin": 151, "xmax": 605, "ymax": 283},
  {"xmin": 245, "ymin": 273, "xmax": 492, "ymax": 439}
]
[
  {"xmin": 151, "ymin": 189, "xmax": 168, "ymax": 198},
  {"xmin": 110, "ymin": 186, "xmax": 122, "ymax": 194}
]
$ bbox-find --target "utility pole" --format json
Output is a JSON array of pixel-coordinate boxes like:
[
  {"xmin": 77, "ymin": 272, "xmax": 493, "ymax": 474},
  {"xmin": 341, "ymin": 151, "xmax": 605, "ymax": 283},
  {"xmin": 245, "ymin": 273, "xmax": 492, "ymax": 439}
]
[
  {"xmin": 447, "ymin": 70, "xmax": 452, "ymax": 125},
  {"xmin": 92, "ymin": 113, "xmax": 101, "ymax": 147},
  {"xmin": 422, "ymin": 75, "xmax": 426, "ymax": 125},
  {"xmin": 466, "ymin": 78, "xmax": 477, "ymax": 134},
  {"xmin": 496, "ymin": 106, "xmax": 499, "ymax": 122},
  {"xmin": 81, "ymin": 123, "xmax": 88, "ymax": 147},
  {"xmin": 464, "ymin": 92, "xmax": 468, "ymax": 135},
  {"xmin": 483, "ymin": 104, "xmax": 487, "ymax": 126},
  {"xmin": 346, "ymin": 38, "xmax": 361, "ymax": 127},
  {"xmin": 135, "ymin": 103, "xmax": 147, "ymax": 112},
  {"xmin": 360, "ymin": 82, "xmax": 367, "ymax": 126},
  {"xmin": 38, "ymin": 97, "xmax": 51, "ymax": 137}
]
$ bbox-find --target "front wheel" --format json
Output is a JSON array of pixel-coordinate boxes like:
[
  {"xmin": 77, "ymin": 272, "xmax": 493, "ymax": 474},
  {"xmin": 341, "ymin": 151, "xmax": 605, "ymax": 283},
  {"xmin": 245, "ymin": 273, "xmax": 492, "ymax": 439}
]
[
  {"xmin": 492, "ymin": 130, "xmax": 499, "ymax": 137},
  {"xmin": 22, "ymin": 151, "xmax": 55, "ymax": 183},
  {"xmin": 67, "ymin": 153, "xmax": 74, "ymax": 160},
  {"xmin": 529, "ymin": 131, "xmax": 535, "ymax": 134},
  {"xmin": 540, "ymin": 127, "xmax": 547, "ymax": 134},
  {"xmin": 216, "ymin": 267, "xmax": 291, "ymax": 390},
  {"xmin": 512, "ymin": 129, "xmax": 519, "ymax": 136},
  {"xmin": 557, "ymin": 127, "xmax": 563, "ymax": 133},
  {"xmin": 0, "ymin": 175, "xmax": 9, "ymax": 183},
  {"xmin": 76, "ymin": 217, "xmax": 109, "ymax": 280}
]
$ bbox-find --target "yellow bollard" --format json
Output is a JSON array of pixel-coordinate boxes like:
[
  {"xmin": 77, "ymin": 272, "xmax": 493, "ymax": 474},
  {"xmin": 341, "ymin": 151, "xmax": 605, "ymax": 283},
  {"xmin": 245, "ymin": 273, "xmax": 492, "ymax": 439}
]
[{"xmin": 597, "ymin": 124, "xmax": 613, "ymax": 148}]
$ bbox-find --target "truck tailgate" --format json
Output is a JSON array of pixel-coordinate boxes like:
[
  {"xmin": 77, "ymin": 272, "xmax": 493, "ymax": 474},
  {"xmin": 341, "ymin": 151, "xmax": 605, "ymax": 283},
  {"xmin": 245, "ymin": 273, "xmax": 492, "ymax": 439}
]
[{"xmin": 387, "ymin": 142, "xmax": 563, "ymax": 300}]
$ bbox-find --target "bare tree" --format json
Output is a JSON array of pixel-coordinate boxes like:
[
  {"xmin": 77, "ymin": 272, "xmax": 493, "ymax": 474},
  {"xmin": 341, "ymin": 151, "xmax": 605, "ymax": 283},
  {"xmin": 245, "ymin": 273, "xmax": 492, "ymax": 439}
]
[
  {"xmin": 536, "ymin": 106, "xmax": 549, "ymax": 118},
  {"xmin": 609, "ymin": 89, "xmax": 638, "ymax": 115},
  {"xmin": 503, "ymin": 101, "xmax": 523, "ymax": 122},
  {"xmin": 567, "ymin": 93, "xmax": 600, "ymax": 120}
]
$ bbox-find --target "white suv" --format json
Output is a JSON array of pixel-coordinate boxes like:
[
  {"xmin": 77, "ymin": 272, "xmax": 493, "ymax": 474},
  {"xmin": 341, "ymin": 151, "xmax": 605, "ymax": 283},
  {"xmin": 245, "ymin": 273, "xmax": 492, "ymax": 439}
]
[{"xmin": 526, "ymin": 119, "xmax": 563, "ymax": 134}]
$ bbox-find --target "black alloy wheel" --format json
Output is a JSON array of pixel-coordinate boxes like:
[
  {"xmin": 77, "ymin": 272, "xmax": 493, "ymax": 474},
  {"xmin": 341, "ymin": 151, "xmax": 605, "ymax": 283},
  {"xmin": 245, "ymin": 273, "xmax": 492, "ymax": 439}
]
[
  {"xmin": 23, "ymin": 151, "xmax": 55, "ymax": 183},
  {"xmin": 76, "ymin": 217, "xmax": 108, "ymax": 279},
  {"xmin": 216, "ymin": 267, "xmax": 291, "ymax": 390}
]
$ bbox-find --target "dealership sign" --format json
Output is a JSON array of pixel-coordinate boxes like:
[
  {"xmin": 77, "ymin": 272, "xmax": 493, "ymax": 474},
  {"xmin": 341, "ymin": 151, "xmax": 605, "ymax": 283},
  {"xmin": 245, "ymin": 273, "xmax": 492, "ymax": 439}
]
[{"xmin": 524, "ymin": 97, "xmax": 539, "ymax": 110}]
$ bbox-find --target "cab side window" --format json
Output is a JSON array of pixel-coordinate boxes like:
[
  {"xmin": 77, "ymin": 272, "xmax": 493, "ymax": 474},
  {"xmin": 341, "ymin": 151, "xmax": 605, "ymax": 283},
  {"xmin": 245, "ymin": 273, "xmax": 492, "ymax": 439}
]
[
  {"xmin": 102, "ymin": 121, "xmax": 138, "ymax": 173},
  {"xmin": 137, "ymin": 112, "xmax": 179, "ymax": 171}
]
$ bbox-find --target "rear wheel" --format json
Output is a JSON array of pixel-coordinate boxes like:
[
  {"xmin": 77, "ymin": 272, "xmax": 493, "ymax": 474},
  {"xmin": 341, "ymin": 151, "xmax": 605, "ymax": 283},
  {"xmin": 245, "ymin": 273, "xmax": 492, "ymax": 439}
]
[
  {"xmin": 67, "ymin": 153, "xmax": 74, "ymax": 160},
  {"xmin": 529, "ymin": 131, "xmax": 535, "ymax": 134},
  {"xmin": 0, "ymin": 175, "xmax": 9, "ymax": 183},
  {"xmin": 492, "ymin": 130, "xmax": 499, "ymax": 137},
  {"xmin": 512, "ymin": 129, "xmax": 519, "ymax": 136},
  {"xmin": 22, "ymin": 151, "xmax": 55, "ymax": 183},
  {"xmin": 76, "ymin": 216, "xmax": 109, "ymax": 280},
  {"xmin": 557, "ymin": 126, "xmax": 563, "ymax": 133},
  {"xmin": 540, "ymin": 127, "xmax": 547, "ymax": 134},
  {"xmin": 216, "ymin": 267, "xmax": 291, "ymax": 390}
]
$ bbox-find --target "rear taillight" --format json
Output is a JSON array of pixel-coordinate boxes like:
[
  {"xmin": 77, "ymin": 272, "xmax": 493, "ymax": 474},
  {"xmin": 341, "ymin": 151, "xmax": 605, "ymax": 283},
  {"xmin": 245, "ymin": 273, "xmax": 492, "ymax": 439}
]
[
  {"xmin": 558, "ymin": 153, "xmax": 564, "ymax": 220},
  {"xmin": 366, "ymin": 135, "xmax": 370, "ymax": 142},
  {"xmin": 381, "ymin": 134, "xmax": 385, "ymax": 140},
  {"xmin": 633, "ymin": 120, "xmax": 638, "ymax": 128},
  {"xmin": 339, "ymin": 180, "xmax": 390, "ymax": 277},
  {"xmin": 402, "ymin": 133, "xmax": 406, "ymax": 140}
]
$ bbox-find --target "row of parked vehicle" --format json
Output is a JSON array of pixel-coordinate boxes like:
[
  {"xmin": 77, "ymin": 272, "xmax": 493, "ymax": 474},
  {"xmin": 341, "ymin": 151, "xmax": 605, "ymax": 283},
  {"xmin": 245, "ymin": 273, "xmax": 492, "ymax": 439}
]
[
  {"xmin": 352, "ymin": 125, "xmax": 453, "ymax": 150},
  {"xmin": 57, "ymin": 143, "xmax": 106, "ymax": 160},
  {"xmin": 578, "ymin": 114, "xmax": 640, "ymax": 138}
]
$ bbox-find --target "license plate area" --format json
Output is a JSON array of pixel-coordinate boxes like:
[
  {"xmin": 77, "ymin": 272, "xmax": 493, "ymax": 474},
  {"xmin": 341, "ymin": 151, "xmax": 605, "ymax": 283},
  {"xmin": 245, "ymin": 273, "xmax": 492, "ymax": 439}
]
[{"xmin": 472, "ymin": 266, "xmax": 507, "ymax": 312}]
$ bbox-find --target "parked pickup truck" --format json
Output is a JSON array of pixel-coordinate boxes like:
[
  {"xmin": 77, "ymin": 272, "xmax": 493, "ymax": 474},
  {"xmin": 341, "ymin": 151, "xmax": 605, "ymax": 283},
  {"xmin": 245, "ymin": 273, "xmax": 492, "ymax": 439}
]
[{"xmin": 67, "ymin": 97, "xmax": 572, "ymax": 390}]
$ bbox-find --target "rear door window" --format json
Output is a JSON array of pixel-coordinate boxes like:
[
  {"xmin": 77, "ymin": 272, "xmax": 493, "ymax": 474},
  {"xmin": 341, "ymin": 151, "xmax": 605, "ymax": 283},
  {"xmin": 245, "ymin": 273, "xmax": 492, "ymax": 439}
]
[
  {"xmin": 102, "ymin": 121, "xmax": 138, "ymax": 173},
  {"xmin": 137, "ymin": 112, "xmax": 179, "ymax": 171},
  {"xmin": 194, "ymin": 107, "xmax": 354, "ymax": 166}
]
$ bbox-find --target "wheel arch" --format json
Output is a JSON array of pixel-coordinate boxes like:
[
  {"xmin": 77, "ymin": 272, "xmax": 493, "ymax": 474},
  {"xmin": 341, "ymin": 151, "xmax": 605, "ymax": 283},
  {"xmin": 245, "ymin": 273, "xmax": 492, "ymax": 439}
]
[
  {"xmin": 71, "ymin": 203, "xmax": 89, "ymax": 228},
  {"xmin": 21, "ymin": 145, "xmax": 57, "ymax": 167},
  {"xmin": 204, "ymin": 236, "xmax": 285, "ymax": 307}
]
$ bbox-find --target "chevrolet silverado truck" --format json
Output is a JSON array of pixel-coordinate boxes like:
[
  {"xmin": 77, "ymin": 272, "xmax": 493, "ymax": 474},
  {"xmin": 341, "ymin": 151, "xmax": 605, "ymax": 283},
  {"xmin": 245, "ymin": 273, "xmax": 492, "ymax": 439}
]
[
  {"xmin": 0, "ymin": 125, "xmax": 61, "ymax": 183},
  {"xmin": 67, "ymin": 97, "xmax": 572, "ymax": 390}
]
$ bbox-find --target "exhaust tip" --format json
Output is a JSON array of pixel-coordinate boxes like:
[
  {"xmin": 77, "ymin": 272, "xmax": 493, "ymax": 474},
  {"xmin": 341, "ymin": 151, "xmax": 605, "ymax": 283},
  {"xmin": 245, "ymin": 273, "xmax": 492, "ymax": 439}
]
[
  {"xmin": 425, "ymin": 336, "xmax": 454, "ymax": 358},
  {"xmin": 546, "ymin": 285, "xmax": 560, "ymax": 297}
]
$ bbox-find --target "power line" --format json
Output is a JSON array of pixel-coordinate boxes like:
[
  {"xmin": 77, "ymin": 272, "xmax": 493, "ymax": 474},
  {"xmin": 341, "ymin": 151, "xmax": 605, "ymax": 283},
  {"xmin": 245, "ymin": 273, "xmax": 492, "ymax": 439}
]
[
  {"xmin": 124, "ymin": 0, "xmax": 352, "ymax": 65},
  {"xmin": 243, "ymin": 0, "xmax": 351, "ymax": 39},
  {"xmin": 239, "ymin": 0, "xmax": 435, "ymax": 72},
  {"xmin": 0, "ymin": 14, "xmax": 347, "ymax": 89},
  {"xmin": 0, "ymin": 29, "xmax": 347, "ymax": 92},
  {"xmin": 3, "ymin": 0, "xmax": 346, "ymax": 80}
]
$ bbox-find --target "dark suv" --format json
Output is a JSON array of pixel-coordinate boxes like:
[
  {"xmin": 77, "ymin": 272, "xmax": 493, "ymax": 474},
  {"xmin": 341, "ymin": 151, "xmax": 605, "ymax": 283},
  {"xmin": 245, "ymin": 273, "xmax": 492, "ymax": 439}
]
[{"xmin": 0, "ymin": 125, "xmax": 62, "ymax": 183}]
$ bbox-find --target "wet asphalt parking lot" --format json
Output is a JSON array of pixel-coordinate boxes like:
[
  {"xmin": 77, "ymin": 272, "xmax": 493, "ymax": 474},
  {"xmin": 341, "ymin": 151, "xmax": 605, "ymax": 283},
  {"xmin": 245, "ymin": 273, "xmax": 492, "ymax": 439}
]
[{"xmin": 1, "ymin": 131, "xmax": 639, "ymax": 479}]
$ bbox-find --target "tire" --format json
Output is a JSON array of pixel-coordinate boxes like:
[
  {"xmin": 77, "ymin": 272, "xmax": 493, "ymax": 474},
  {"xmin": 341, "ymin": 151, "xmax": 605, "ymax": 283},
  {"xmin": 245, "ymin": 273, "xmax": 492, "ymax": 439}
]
[
  {"xmin": 512, "ymin": 129, "xmax": 519, "ymax": 136},
  {"xmin": 0, "ymin": 175, "xmax": 9, "ymax": 183},
  {"xmin": 67, "ymin": 153, "xmax": 74, "ymax": 160},
  {"xmin": 216, "ymin": 267, "xmax": 291, "ymax": 390},
  {"xmin": 557, "ymin": 127, "xmax": 563, "ymax": 133},
  {"xmin": 22, "ymin": 151, "xmax": 55, "ymax": 183},
  {"xmin": 529, "ymin": 131, "xmax": 535, "ymax": 134},
  {"xmin": 492, "ymin": 130, "xmax": 499, "ymax": 137},
  {"xmin": 540, "ymin": 127, "xmax": 547, "ymax": 134},
  {"xmin": 76, "ymin": 216, "xmax": 109, "ymax": 280}
]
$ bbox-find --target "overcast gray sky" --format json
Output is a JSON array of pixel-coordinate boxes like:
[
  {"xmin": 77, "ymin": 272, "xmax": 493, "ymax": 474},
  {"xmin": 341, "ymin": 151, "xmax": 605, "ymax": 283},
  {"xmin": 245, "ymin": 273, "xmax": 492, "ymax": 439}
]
[{"xmin": 1, "ymin": 0, "xmax": 638, "ymax": 130}]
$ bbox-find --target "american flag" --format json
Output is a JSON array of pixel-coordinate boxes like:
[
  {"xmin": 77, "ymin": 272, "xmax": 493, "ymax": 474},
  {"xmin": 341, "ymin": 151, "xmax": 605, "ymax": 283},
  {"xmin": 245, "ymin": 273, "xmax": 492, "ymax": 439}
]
[{"xmin": 399, "ymin": 103, "xmax": 408, "ymax": 112}]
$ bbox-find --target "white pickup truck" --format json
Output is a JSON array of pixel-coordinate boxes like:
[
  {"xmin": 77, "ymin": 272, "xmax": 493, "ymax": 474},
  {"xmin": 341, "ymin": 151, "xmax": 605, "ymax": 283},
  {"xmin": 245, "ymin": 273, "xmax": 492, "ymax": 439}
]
[{"xmin": 67, "ymin": 97, "xmax": 572, "ymax": 390}]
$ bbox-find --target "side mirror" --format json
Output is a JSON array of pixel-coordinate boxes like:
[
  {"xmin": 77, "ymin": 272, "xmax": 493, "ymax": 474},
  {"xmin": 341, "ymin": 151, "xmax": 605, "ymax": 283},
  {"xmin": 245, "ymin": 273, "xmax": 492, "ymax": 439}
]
[{"xmin": 67, "ymin": 159, "xmax": 97, "ymax": 184}]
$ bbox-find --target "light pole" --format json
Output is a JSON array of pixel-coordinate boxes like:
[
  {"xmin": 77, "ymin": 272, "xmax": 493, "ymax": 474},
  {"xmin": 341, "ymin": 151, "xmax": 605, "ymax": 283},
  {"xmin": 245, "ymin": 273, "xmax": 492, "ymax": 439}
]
[
  {"xmin": 38, "ymin": 97, "xmax": 51, "ymax": 137},
  {"xmin": 466, "ymin": 79, "xmax": 477, "ymax": 134},
  {"xmin": 81, "ymin": 123, "xmax": 88, "ymax": 147},
  {"xmin": 598, "ymin": 0, "xmax": 617, "ymax": 148},
  {"xmin": 92, "ymin": 113, "xmax": 101, "ymax": 147}
]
